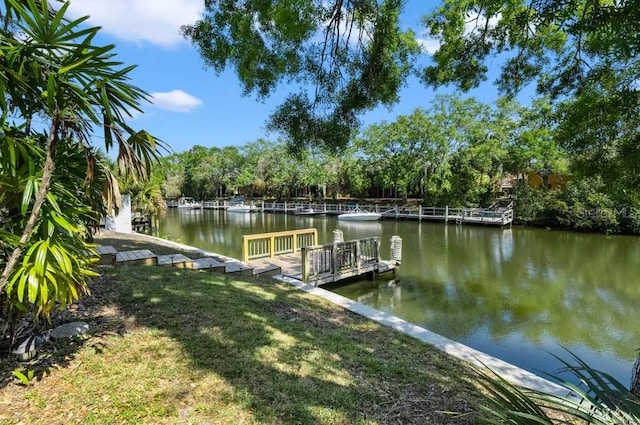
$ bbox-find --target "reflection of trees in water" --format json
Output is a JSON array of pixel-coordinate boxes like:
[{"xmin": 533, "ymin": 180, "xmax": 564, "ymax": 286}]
[
  {"xmin": 158, "ymin": 210, "xmax": 639, "ymax": 364},
  {"xmin": 338, "ymin": 226, "xmax": 640, "ymax": 361}
]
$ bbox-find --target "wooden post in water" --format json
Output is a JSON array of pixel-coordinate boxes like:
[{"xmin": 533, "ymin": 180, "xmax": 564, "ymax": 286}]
[
  {"xmin": 418, "ymin": 205, "xmax": 422, "ymax": 222},
  {"xmin": 445, "ymin": 205, "xmax": 449, "ymax": 224}
]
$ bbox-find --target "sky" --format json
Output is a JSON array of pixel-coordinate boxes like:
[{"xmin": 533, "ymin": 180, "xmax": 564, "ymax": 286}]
[{"xmin": 64, "ymin": 0, "xmax": 532, "ymax": 155}]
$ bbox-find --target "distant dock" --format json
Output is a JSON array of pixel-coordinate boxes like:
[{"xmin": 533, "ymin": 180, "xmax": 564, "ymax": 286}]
[{"xmin": 166, "ymin": 199, "xmax": 514, "ymax": 227}]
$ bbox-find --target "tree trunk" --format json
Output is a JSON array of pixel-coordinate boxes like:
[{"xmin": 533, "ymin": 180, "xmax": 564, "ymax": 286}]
[{"xmin": 0, "ymin": 120, "xmax": 59, "ymax": 294}]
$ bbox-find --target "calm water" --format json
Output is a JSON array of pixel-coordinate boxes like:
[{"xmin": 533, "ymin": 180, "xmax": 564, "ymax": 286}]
[{"xmin": 157, "ymin": 208, "xmax": 639, "ymax": 384}]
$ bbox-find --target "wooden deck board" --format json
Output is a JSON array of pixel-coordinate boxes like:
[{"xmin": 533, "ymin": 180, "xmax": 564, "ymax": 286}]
[
  {"xmin": 115, "ymin": 249, "xmax": 158, "ymax": 266},
  {"xmin": 191, "ymin": 257, "xmax": 227, "ymax": 272},
  {"xmin": 93, "ymin": 245, "xmax": 118, "ymax": 265},
  {"xmin": 249, "ymin": 253, "xmax": 396, "ymax": 285},
  {"xmin": 224, "ymin": 261, "xmax": 254, "ymax": 277},
  {"xmin": 157, "ymin": 253, "xmax": 193, "ymax": 268},
  {"xmin": 252, "ymin": 263, "xmax": 282, "ymax": 277}
]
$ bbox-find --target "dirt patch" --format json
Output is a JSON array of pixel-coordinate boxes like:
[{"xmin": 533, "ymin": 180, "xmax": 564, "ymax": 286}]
[{"xmin": 0, "ymin": 272, "xmax": 129, "ymax": 389}]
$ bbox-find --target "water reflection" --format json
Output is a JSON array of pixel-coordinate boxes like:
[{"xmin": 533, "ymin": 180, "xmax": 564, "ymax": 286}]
[{"xmin": 157, "ymin": 209, "xmax": 639, "ymax": 383}]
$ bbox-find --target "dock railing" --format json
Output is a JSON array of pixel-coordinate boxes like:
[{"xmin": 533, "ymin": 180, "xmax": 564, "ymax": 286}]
[
  {"xmin": 242, "ymin": 228, "xmax": 318, "ymax": 262},
  {"xmin": 301, "ymin": 237, "xmax": 381, "ymax": 284}
]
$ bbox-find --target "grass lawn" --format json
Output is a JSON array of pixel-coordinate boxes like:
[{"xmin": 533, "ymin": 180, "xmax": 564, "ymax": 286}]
[{"xmin": 1, "ymin": 247, "xmax": 482, "ymax": 424}]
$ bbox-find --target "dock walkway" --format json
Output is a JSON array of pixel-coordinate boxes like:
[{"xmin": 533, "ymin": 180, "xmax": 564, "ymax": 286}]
[{"xmin": 242, "ymin": 229, "xmax": 400, "ymax": 286}]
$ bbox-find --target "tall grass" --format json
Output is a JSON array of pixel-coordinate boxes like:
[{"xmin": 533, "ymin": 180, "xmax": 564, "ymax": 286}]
[{"xmin": 476, "ymin": 351, "xmax": 640, "ymax": 424}]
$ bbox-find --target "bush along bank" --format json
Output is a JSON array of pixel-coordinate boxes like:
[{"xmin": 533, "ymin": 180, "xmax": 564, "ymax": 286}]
[{"xmin": 512, "ymin": 178, "xmax": 640, "ymax": 235}]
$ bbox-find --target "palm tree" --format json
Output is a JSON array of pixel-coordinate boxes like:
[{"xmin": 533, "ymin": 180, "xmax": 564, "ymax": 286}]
[{"xmin": 0, "ymin": 0, "xmax": 166, "ymax": 338}]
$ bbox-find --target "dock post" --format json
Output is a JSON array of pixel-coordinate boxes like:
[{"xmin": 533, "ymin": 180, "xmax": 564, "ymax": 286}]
[
  {"xmin": 331, "ymin": 242, "xmax": 339, "ymax": 281},
  {"xmin": 284, "ymin": 201, "xmax": 287, "ymax": 214},
  {"xmin": 445, "ymin": 205, "xmax": 449, "ymax": 224},
  {"xmin": 395, "ymin": 204, "xmax": 398, "ymax": 219},
  {"xmin": 302, "ymin": 248, "xmax": 310, "ymax": 283},
  {"xmin": 419, "ymin": 205, "xmax": 422, "ymax": 222},
  {"xmin": 355, "ymin": 241, "xmax": 361, "ymax": 276},
  {"xmin": 390, "ymin": 236, "xmax": 402, "ymax": 265}
]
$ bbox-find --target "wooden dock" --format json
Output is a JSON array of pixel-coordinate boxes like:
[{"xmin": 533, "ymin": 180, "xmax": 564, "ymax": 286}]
[
  {"xmin": 166, "ymin": 200, "xmax": 514, "ymax": 227},
  {"xmin": 243, "ymin": 229, "xmax": 399, "ymax": 286}
]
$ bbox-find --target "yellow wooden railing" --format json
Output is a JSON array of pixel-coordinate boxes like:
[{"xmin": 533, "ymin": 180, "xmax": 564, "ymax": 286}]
[{"xmin": 242, "ymin": 228, "xmax": 318, "ymax": 262}]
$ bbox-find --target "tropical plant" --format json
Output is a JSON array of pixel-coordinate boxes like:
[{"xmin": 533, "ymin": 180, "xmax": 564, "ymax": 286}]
[
  {"xmin": 0, "ymin": 0, "xmax": 165, "ymax": 342},
  {"xmin": 475, "ymin": 352, "xmax": 640, "ymax": 424}
]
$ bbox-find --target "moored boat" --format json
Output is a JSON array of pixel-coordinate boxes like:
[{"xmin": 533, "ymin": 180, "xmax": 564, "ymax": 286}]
[
  {"xmin": 294, "ymin": 206, "xmax": 326, "ymax": 216},
  {"xmin": 337, "ymin": 208, "xmax": 381, "ymax": 221},
  {"xmin": 177, "ymin": 197, "xmax": 200, "ymax": 210},
  {"xmin": 227, "ymin": 203, "xmax": 252, "ymax": 213}
]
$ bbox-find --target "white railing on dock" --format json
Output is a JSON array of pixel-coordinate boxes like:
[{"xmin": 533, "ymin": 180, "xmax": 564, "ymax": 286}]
[
  {"xmin": 301, "ymin": 237, "xmax": 381, "ymax": 283},
  {"xmin": 167, "ymin": 199, "xmax": 514, "ymax": 227},
  {"xmin": 242, "ymin": 228, "xmax": 318, "ymax": 262},
  {"xmin": 458, "ymin": 208, "xmax": 514, "ymax": 225}
]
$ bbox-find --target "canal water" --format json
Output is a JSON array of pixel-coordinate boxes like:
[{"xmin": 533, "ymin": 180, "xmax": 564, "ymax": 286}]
[{"xmin": 157, "ymin": 208, "xmax": 639, "ymax": 385}]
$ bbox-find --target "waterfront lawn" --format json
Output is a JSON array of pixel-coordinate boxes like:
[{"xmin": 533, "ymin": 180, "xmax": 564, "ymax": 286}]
[{"xmin": 1, "ymin": 266, "xmax": 481, "ymax": 425}]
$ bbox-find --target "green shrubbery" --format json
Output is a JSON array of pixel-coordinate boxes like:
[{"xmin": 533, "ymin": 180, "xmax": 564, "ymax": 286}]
[{"xmin": 513, "ymin": 180, "xmax": 640, "ymax": 234}]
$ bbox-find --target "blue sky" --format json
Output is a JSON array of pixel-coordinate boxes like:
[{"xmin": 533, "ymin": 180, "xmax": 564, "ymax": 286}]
[{"xmin": 66, "ymin": 1, "xmax": 531, "ymax": 155}]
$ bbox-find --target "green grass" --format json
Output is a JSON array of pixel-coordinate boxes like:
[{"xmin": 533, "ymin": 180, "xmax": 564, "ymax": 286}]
[{"xmin": 1, "ymin": 263, "xmax": 482, "ymax": 424}]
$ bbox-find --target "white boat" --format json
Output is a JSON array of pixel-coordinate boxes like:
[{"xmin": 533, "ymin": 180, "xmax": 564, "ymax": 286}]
[
  {"xmin": 177, "ymin": 197, "xmax": 200, "ymax": 210},
  {"xmin": 294, "ymin": 206, "xmax": 326, "ymax": 217},
  {"xmin": 337, "ymin": 208, "xmax": 381, "ymax": 221},
  {"xmin": 227, "ymin": 203, "xmax": 252, "ymax": 213}
]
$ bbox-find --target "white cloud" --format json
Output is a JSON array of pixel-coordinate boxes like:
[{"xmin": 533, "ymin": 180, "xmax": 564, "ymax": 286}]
[
  {"xmin": 150, "ymin": 90, "xmax": 203, "ymax": 113},
  {"xmin": 464, "ymin": 12, "xmax": 501, "ymax": 36},
  {"xmin": 416, "ymin": 11, "xmax": 501, "ymax": 55},
  {"xmin": 416, "ymin": 37, "xmax": 441, "ymax": 54},
  {"xmin": 67, "ymin": 0, "xmax": 203, "ymax": 47}
]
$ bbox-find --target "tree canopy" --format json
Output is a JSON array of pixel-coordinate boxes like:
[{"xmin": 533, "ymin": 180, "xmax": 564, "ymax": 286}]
[{"xmin": 182, "ymin": 0, "xmax": 420, "ymax": 151}]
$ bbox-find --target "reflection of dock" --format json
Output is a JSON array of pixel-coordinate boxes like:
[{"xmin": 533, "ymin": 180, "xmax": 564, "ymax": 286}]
[{"xmin": 243, "ymin": 229, "xmax": 400, "ymax": 286}]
